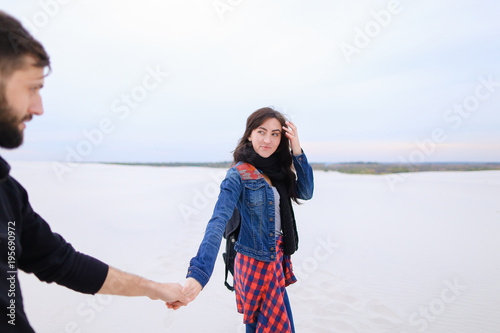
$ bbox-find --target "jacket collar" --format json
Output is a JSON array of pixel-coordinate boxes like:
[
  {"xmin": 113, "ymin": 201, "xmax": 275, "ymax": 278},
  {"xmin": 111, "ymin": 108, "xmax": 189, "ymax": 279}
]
[{"xmin": 0, "ymin": 156, "xmax": 11, "ymax": 181}]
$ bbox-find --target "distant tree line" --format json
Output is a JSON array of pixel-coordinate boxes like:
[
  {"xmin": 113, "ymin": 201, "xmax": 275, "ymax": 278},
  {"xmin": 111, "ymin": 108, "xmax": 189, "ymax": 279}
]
[
  {"xmin": 100, "ymin": 161, "xmax": 500, "ymax": 175},
  {"xmin": 309, "ymin": 162, "xmax": 500, "ymax": 174}
]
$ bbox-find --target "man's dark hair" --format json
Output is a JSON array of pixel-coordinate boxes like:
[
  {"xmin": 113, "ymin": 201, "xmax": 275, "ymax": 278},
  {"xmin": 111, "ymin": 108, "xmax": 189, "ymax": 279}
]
[
  {"xmin": 0, "ymin": 11, "xmax": 51, "ymax": 148},
  {"xmin": 0, "ymin": 10, "xmax": 51, "ymax": 82}
]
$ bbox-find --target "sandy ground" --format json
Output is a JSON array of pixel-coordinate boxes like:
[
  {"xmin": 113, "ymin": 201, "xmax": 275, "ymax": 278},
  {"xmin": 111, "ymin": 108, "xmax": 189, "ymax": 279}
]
[{"xmin": 8, "ymin": 162, "xmax": 500, "ymax": 333}]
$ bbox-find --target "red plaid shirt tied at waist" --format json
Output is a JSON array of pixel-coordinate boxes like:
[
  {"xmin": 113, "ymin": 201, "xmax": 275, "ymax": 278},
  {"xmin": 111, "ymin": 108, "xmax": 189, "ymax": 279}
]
[{"xmin": 234, "ymin": 235, "xmax": 296, "ymax": 332}]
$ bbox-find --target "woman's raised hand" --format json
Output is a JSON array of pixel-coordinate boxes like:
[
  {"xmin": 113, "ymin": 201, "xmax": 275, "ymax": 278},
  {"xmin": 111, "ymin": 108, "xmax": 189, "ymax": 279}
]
[{"xmin": 283, "ymin": 121, "xmax": 302, "ymax": 156}]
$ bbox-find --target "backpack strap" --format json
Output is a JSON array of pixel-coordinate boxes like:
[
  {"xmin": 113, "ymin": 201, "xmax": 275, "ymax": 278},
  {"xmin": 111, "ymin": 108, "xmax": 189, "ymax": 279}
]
[{"xmin": 223, "ymin": 208, "xmax": 239, "ymax": 292}]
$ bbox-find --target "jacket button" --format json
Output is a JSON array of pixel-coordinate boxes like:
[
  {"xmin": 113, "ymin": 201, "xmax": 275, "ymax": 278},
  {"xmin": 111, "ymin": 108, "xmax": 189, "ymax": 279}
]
[
  {"xmin": 269, "ymin": 201, "xmax": 273, "ymax": 205},
  {"xmin": 270, "ymin": 255, "xmax": 275, "ymax": 260},
  {"xmin": 269, "ymin": 232, "xmax": 274, "ymax": 237},
  {"xmin": 269, "ymin": 217, "xmax": 273, "ymax": 221},
  {"xmin": 270, "ymin": 247, "xmax": 275, "ymax": 251}
]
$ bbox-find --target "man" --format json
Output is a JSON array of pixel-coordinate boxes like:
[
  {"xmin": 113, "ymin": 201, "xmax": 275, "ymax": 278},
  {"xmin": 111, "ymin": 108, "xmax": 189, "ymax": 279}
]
[{"xmin": 0, "ymin": 11, "xmax": 188, "ymax": 332}]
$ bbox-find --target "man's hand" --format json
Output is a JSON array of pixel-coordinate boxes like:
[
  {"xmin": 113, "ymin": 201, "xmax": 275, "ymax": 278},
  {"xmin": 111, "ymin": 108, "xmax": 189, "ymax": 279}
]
[
  {"xmin": 166, "ymin": 277, "xmax": 202, "ymax": 309},
  {"xmin": 98, "ymin": 267, "xmax": 190, "ymax": 310}
]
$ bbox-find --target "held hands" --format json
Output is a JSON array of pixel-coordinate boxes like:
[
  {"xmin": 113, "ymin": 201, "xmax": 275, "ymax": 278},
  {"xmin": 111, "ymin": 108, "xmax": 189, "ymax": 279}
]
[
  {"xmin": 283, "ymin": 121, "xmax": 302, "ymax": 156},
  {"xmin": 150, "ymin": 282, "xmax": 190, "ymax": 310},
  {"xmin": 166, "ymin": 277, "xmax": 202, "ymax": 310}
]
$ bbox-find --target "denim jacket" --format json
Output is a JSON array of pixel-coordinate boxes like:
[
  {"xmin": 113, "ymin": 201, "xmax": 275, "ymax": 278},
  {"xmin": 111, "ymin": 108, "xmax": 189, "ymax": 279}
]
[{"xmin": 187, "ymin": 151, "xmax": 314, "ymax": 288}]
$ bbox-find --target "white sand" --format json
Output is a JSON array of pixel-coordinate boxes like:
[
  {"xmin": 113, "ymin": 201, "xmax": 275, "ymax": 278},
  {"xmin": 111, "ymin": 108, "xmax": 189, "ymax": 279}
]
[{"xmin": 8, "ymin": 162, "xmax": 500, "ymax": 333}]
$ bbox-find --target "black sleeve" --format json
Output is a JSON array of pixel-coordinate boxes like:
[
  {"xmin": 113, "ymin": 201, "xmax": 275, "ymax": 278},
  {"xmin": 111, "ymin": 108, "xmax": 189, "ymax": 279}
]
[{"xmin": 16, "ymin": 181, "xmax": 109, "ymax": 294}]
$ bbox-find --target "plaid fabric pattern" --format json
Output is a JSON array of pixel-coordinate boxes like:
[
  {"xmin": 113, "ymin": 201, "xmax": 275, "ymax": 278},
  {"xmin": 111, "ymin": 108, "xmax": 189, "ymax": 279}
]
[{"xmin": 234, "ymin": 235, "xmax": 297, "ymax": 332}]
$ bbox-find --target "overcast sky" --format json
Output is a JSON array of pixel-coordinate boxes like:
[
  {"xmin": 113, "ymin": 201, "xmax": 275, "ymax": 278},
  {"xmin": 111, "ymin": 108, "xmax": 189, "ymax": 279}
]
[{"xmin": 1, "ymin": 0, "xmax": 499, "ymax": 163}]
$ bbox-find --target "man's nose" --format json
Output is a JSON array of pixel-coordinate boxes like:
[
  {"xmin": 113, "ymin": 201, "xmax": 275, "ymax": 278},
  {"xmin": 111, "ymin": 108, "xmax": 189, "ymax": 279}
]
[{"xmin": 28, "ymin": 93, "xmax": 44, "ymax": 116}]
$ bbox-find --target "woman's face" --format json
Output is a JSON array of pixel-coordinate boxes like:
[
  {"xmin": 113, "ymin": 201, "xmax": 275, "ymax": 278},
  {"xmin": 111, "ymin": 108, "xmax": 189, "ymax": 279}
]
[{"xmin": 248, "ymin": 117, "xmax": 282, "ymax": 158}]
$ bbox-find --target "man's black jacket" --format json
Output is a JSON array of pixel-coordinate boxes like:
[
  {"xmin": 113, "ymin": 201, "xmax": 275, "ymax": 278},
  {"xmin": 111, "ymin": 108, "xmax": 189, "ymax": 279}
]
[{"xmin": 0, "ymin": 156, "xmax": 108, "ymax": 332}]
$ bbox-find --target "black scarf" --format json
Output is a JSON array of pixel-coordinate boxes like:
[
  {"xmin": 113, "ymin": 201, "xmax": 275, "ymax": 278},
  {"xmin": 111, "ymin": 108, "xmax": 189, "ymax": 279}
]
[{"xmin": 242, "ymin": 145, "xmax": 298, "ymax": 256}]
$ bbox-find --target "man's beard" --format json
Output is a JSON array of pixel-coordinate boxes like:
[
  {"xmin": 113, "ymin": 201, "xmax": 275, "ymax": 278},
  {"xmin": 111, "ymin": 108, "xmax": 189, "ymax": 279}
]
[{"xmin": 0, "ymin": 102, "xmax": 25, "ymax": 149}]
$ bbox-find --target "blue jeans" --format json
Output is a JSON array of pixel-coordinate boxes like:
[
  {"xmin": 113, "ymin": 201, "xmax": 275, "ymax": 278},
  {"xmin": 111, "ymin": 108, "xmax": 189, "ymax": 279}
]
[{"xmin": 246, "ymin": 289, "xmax": 295, "ymax": 333}]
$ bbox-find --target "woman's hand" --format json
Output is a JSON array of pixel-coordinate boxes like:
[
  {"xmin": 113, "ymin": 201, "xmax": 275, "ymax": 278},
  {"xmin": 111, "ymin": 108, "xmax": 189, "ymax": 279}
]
[
  {"xmin": 183, "ymin": 277, "xmax": 203, "ymax": 301},
  {"xmin": 283, "ymin": 121, "xmax": 302, "ymax": 156},
  {"xmin": 166, "ymin": 277, "xmax": 202, "ymax": 309}
]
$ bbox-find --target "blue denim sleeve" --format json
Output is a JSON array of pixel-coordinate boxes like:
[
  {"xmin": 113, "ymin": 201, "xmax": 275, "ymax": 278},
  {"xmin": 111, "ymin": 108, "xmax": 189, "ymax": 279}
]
[
  {"xmin": 292, "ymin": 150, "xmax": 314, "ymax": 200},
  {"xmin": 186, "ymin": 167, "xmax": 242, "ymax": 288}
]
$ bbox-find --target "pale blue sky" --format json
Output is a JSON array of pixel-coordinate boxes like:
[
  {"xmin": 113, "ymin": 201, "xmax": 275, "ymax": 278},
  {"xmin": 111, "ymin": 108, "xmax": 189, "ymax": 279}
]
[{"xmin": 1, "ymin": 0, "xmax": 499, "ymax": 163}]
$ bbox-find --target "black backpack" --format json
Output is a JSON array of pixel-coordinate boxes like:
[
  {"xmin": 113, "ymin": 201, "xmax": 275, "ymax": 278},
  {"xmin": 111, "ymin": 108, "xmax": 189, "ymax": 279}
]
[{"xmin": 222, "ymin": 207, "xmax": 240, "ymax": 291}]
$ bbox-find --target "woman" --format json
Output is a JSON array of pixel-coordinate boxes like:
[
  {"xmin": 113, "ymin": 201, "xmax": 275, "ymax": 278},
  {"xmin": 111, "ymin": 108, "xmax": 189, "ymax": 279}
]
[{"xmin": 180, "ymin": 107, "xmax": 314, "ymax": 332}]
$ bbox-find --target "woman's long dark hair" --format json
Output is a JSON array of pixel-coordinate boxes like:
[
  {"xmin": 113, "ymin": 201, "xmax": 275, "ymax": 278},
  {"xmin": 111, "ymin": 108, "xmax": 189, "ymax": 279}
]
[{"xmin": 233, "ymin": 107, "xmax": 299, "ymax": 204}]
